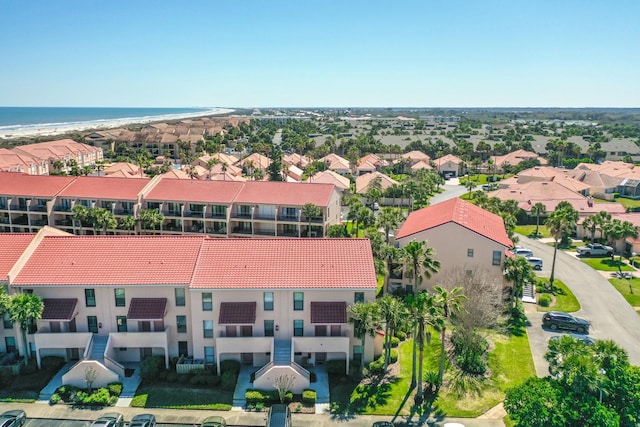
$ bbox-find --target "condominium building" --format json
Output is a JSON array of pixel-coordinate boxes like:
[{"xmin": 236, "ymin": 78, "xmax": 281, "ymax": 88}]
[
  {"xmin": 0, "ymin": 172, "xmax": 341, "ymax": 238},
  {"xmin": 2, "ymin": 231, "xmax": 376, "ymax": 392}
]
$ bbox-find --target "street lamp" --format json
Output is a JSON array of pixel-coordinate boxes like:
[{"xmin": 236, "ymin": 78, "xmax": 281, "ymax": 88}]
[{"xmin": 599, "ymin": 368, "xmax": 606, "ymax": 403}]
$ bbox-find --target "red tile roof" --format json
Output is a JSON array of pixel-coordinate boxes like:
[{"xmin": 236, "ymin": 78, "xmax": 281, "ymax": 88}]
[
  {"xmin": 12, "ymin": 236, "xmax": 205, "ymax": 286},
  {"xmin": 218, "ymin": 302, "xmax": 256, "ymax": 324},
  {"xmin": 191, "ymin": 238, "xmax": 377, "ymax": 290},
  {"xmin": 0, "ymin": 172, "xmax": 74, "ymax": 197},
  {"xmin": 396, "ymin": 198, "xmax": 513, "ymax": 248},
  {"xmin": 42, "ymin": 298, "xmax": 77, "ymax": 320},
  {"xmin": 127, "ymin": 298, "xmax": 167, "ymax": 320},
  {"xmin": 57, "ymin": 176, "xmax": 149, "ymax": 200},
  {"xmin": 310, "ymin": 301, "xmax": 347, "ymax": 324},
  {"xmin": 233, "ymin": 182, "xmax": 335, "ymax": 207},
  {"xmin": 0, "ymin": 233, "xmax": 36, "ymax": 279},
  {"xmin": 145, "ymin": 178, "xmax": 244, "ymax": 203}
]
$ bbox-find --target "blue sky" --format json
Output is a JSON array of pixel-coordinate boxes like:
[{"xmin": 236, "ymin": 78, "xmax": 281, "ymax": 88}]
[{"xmin": 1, "ymin": 0, "xmax": 638, "ymax": 108}]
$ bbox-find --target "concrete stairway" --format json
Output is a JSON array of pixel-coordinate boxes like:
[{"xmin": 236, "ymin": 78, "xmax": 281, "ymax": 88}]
[
  {"xmin": 522, "ymin": 282, "xmax": 536, "ymax": 303},
  {"xmin": 89, "ymin": 335, "xmax": 108, "ymax": 362},
  {"xmin": 273, "ymin": 340, "xmax": 291, "ymax": 365}
]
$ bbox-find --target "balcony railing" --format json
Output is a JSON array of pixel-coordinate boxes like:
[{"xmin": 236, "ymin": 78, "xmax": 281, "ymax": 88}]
[
  {"xmin": 207, "ymin": 212, "xmax": 227, "ymax": 219},
  {"xmin": 232, "ymin": 227, "xmax": 252, "ymax": 235},
  {"xmin": 29, "ymin": 205, "xmax": 47, "ymax": 212},
  {"xmin": 185, "ymin": 211, "xmax": 205, "ymax": 218},
  {"xmin": 254, "ymin": 213, "xmax": 276, "ymax": 221},
  {"xmin": 277, "ymin": 230, "xmax": 299, "ymax": 237},
  {"xmin": 54, "ymin": 205, "xmax": 72, "ymax": 212},
  {"xmin": 163, "ymin": 210, "xmax": 181, "ymax": 217},
  {"xmin": 206, "ymin": 228, "xmax": 227, "ymax": 235},
  {"xmin": 278, "ymin": 215, "xmax": 299, "ymax": 222},
  {"xmin": 254, "ymin": 229, "xmax": 276, "ymax": 236},
  {"xmin": 231, "ymin": 212, "xmax": 252, "ymax": 219},
  {"xmin": 114, "ymin": 208, "xmax": 133, "ymax": 215}
]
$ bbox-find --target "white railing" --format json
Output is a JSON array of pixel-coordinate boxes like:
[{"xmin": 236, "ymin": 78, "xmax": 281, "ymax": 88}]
[
  {"xmin": 104, "ymin": 355, "xmax": 125, "ymax": 378},
  {"xmin": 254, "ymin": 361, "xmax": 274, "ymax": 379},
  {"xmin": 83, "ymin": 334, "xmax": 94, "ymax": 359},
  {"xmin": 290, "ymin": 361, "xmax": 310, "ymax": 381}
]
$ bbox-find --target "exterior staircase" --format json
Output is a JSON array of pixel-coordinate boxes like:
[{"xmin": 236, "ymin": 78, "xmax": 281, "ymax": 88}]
[
  {"xmin": 89, "ymin": 335, "xmax": 108, "ymax": 362},
  {"xmin": 274, "ymin": 340, "xmax": 291, "ymax": 365},
  {"xmin": 522, "ymin": 282, "xmax": 536, "ymax": 303}
]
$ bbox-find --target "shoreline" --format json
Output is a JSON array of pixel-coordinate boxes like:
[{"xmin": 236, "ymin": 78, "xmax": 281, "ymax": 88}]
[{"xmin": 0, "ymin": 107, "xmax": 236, "ymax": 140}]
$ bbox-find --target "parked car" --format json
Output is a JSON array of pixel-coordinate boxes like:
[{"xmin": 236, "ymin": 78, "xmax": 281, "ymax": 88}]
[
  {"xmin": 576, "ymin": 243, "xmax": 613, "ymax": 257},
  {"xmin": 266, "ymin": 404, "xmax": 291, "ymax": 427},
  {"xmin": 372, "ymin": 422, "xmax": 394, "ymax": 427},
  {"xmin": 200, "ymin": 416, "xmax": 227, "ymax": 427},
  {"xmin": 0, "ymin": 410, "xmax": 26, "ymax": 427},
  {"xmin": 373, "ymin": 202, "xmax": 380, "ymax": 210},
  {"xmin": 129, "ymin": 414, "xmax": 156, "ymax": 427},
  {"xmin": 549, "ymin": 334, "xmax": 595, "ymax": 345},
  {"xmin": 527, "ymin": 257, "xmax": 543, "ymax": 270},
  {"xmin": 511, "ymin": 247, "xmax": 534, "ymax": 258},
  {"xmin": 90, "ymin": 413, "xmax": 124, "ymax": 427},
  {"xmin": 542, "ymin": 311, "xmax": 590, "ymax": 333}
]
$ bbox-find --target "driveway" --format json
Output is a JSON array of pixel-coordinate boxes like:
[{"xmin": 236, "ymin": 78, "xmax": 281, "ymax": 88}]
[{"xmin": 518, "ymin": 235, "xmax": 640, "ymax": 376}]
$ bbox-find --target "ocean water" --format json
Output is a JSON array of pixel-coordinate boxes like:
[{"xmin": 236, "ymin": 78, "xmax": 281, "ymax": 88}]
[{"xmin": 0, "ymin": 106, "xmax": 212, "ymax": 130}]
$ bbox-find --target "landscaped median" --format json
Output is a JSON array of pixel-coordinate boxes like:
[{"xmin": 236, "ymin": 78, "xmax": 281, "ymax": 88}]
[
  {"xmin": 580, "ymin": 256, "xmax": 634, "ymax": 272},
  {"xmin": 535, "ymin": 278, "xmax": 580, "ymax": 313},
  {"xmin": 609, "ymin": 278, "xmax": 640, "ymax": 314}
]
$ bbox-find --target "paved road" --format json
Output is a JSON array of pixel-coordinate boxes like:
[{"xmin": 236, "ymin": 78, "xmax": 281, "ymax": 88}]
[{"xmin": 518, "ymin": 235, "xmax": 640, "ymax": 377}]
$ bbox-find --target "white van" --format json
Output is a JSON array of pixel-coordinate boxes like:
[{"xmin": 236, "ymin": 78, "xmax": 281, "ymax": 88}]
[{"xmin": 528, "ymin": 257, "xmax": 543, "ymax": 270}]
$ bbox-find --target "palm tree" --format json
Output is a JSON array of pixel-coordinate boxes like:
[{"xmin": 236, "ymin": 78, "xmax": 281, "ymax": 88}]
[
  {"xmin": 139, "ymin": 209, "xmax": 164, "ymax": 234},
  {"xmin": 433, "ymin": 286, "xmax": 466, "ymax": 386},
  {"xmin": 582, "ymin": 215, "xmax": 597, "ymax": 242},
  {"xmin": 72, "ymin": 205, "xmax": 89, "ymax": 233},
  {"xmin": 546, "ymin": 205, "xmax": 579, "ymax": 293},
  {"xmin": 593, "ymin": 211, "xmax": 613, "ymax": 242},
  {"xmin": 531, "ymin": 202, "xmax": 547, "ymax": 237},
  {"xmin": 302, "ymin": 203, "xmax": 322, "ymax": 237},
  {"xmin": 377, "ymin": 208, "xmax": 405, "ymax": 245},
  {"xmin": 348, "ymin": 302, "xmax": 379, "ymax": 373},
  {"xmin": 380, "ymin": 245, "xmax": 402, "ymax": 294},
  {"xmin": 206, "ymin": 158, "xmax": 219, "ymax": 180},
  {"xmin": 377, "ymin": 295, "xmax": 405, "ymax": 373},
  {"xmin": 118, "ymin": 215, "xmax": 137, "ymax": 235},
  {"xmin": 401, "ymin": 241, "xmax": 440, "ymax": 388},
  {"xmin": 90, "ymin": 207, "xmax": 117, "ymax": 235},
  {"xmin": 8, "ymin": 293, "xmax": 44, "ymax": 364},
  {"xmin": 408, "ymin": 291, "xmax": 438, "ymax": 404},
  {"xmin": 504, "ymin": 256, "xmax": 536, "ymax": 310}
]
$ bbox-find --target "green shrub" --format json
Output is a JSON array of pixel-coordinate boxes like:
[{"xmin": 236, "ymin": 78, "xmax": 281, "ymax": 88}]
[
  {"xmin": 302, "ymin": 389, "xmax": 316, "ymax": 405},
  {"xmin": 368, "ymin": 357, "xmax": 384, "ymax": 375},
  {"xmin": 140, "ymin": 355, "xmax": 164, "ymax": 381},
  {"xmin": 177, "ymin": 374, "xmax": 190, "ymax": 384},
  {"xmin": 107, "ymin": 382, "xmax": 123, "ymax": 397},
  {"xmin": 538, "ymin": 293, "xmax": 552, "ymax": 307},
  {"xmin": 451, "ymin": 328, "xmax": 489, "ymax": 375},
  {"xmin": 81, "ymin": 388, "xmax": 111, "ymax": 406},
  {"xmin": 166, "ymin": 372, "xmax": 178, "ymax": 383},
  {"xmin": 245, "ymin": 389, "xmax": 291, "ymax": 405},
  {"xmin": 245, "ymin": 389, "xmax": 264, "ymax": 404},
  {"xmin": 221, "ymin": 371, "xmax": 237, "ymax": 391},
  {"xmin": 390, "ymin": 336, "xmax": 400, "ymax": 348},
  {"xmin": 209, "ymin": 375, "xmax": 221, "ymax": 386},
  {"xmin": 220, "ymin": 360, "xmax": 241, "ymax": 375},
  {"xmin": 389, "ymin": 349, "xmax": 398, "ymax": 363},
  {"xmin": 23, "ymin": 361, "xmax": 37, "ymax": 374},
  {"xmin": 395, "ymin": 331, "xmax": 407, "ymax": 340},
  {"xmin": 41, "ymin": 356, "xmax": 65, "ymax": 371},
  {"xmin": 157, "ymin": 370, "xmax": 168, "ymax": 380},
  {"xmin": 49, "ymin": 393, "xmax": 61, "ymax": 404},
  {"xmin": 327, "ymin": 360, "xmax": 346, "ymax": 374}
]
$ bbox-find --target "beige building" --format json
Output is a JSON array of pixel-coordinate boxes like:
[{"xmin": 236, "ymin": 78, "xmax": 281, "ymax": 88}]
[
  {"xmin": 395, "ymin": 198, "xmax": 513, "ymax": 291},
  {"xmin": 12, "ymin": 139, "xmax": 103, "ymax": 173},
  {"xmin": 2, "ymin": 233, "xmax": 376, "ymax": 391}
]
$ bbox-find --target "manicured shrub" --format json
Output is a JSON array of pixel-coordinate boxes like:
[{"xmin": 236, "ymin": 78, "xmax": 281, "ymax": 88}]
[
  {"xmin": 220, "ymin": 360, "xmax": 241, "ymax": 375},
  {"xmin": 81, "ymin": 388, "xmax": 111, "ymax": 406},
  {"xmin": 245, "ymin": 389, "xmax": 264, "ymax": 404},
  {"xmin": 389, "ymin": 349, "xmax": 398, "ymax": 363},
  {"xmin": 538, "ymin": 294, "xmax": 552, "ymax": 307},
  {"xmin": 395, "ymin": 331, "xmax": 407, "ymax": 341},
  {"xmin": 221, "ymin": 371, "xmax": 237, "ymax": 391},
  {"xmin": 107, "ymin": 382, "xmax": 123, "ymax": 397},
  {"xmin": 209, "ymin": 375, "xmax": 221, "ymax": 386},
  {"xmin": 177, "ymin": 374, "xmax": 190, "ymax": 384},
  {"xmin": 49, "ymin": 393, "xmax": 61, "ymax": 404},
  {"xmin": 368, "ymin": 357, "xmax": 384, "ymax": 375},
  {"xmin": 166, "ymin": 372, "xmax": 179, "ymax": 383},
  {"xmin": 302, "ymin": 389, "xmax": 316, "ymax": 405},
  {"xmin": 327, "ymin": 360, "xmax": 346, "ymax": 374},
  {"xmin": 390, "ymin": 336, "xmax": 400, "ymax": 348},
  {"xmin": 140, "ymin": 355, "xmax": 164, "ymax": 381}
]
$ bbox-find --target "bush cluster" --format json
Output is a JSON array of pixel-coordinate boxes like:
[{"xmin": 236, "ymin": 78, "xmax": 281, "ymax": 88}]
[
  {"xmin": 51, "ymin": 382, "xmax": 123, "ymax": 406},
  {"xmin": 538, "ymin": 294, "xmax": 552, "ymax": 307},
  {"xmin": 245, "ymin": 389, "xmax": 293, "ymax": 405},
  {"xmin": 451, "ymin": 329, "xmax": 488, "ymax": 375},
  {"xmin": 326, "ymin": 360, "xmax": 346, "ymax": 374},
  {"xmin": 302, "ymin": 389, "xmax": 316, "ymax": 405}
]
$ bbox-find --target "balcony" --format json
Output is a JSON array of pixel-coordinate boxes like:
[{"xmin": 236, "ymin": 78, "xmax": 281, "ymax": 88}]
[
  {"xmin": 254, "ymin": 213, "xmax": 276, "ymax": 221},
  {"xmin": 29, "ymin": 205, "xmax": 47, "ymax": 212},
  {"xmin": 232, "ymin": 226, "xmax": 252, "ymax": 235},
  {"xmin": 231, "ymin": 212, "xmax": 252, "ymax": 219},
  {"xmin": 185, "ymin": 210, "xmax": 205, "ymax": 218},
  {"xmin": 278, "ymin": 215, "xmax": 300, "ymax": 222},
  {"xmin": 11, "ymin": 215, "xmax": 28, "ymax": 225},
  {"xmin": 109, "ymin": 329, "xmax": 169, "ymax": 350},
  {"xmin": 54, "ymin": 219, "xmax": 73, "ymax": 227},
  {"xmin": 278, "ymin": 230, "xmax": 299, "ymax": 237},
  {"xmin": 163, "ymin": 210, "xmax": 182, "ymax": 218},
  {"xmin": 206, "ymin": 227, "xmax": 227, "ymax": 235},
  {"xmin": 114, "ymin": 208, "xmax": 133, "ymax": 216},
  {"xmin": 53, "ymin": 205, "xmax": 72, "ymax": 212},
  {"xmin": 254, "ymin": 229, "xmax": 276, "ymax": 236}
]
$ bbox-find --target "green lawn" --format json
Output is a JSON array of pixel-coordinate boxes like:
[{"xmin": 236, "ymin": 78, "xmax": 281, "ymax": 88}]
[
  {"xmin": 536, "ymin": 279, "xmax": 580, "ymax": 313},
  {"xmin": 514, "ymin": 225, "xmax": 551, "ymax": 239},
  {"xmin": 609, "ymin": 278, "xmax": 640, "ymax": 310},
  {"xmin": 131, "ymin": 384, "xmax": 232, "ymax": 410},
  {"xmin": 580, "ymin": 257, "xmax": 634, "ymax": 272},
  {"xmin": 345, "ymin": 221, "xmax": 366, "ymax": 237},
  {"xmin": 331, "ymin": 329, "xmax": 535, "ymax": 418},
  {"xmin": 613, "ymin": 197, "xmax": 640, "ymax": 210}
]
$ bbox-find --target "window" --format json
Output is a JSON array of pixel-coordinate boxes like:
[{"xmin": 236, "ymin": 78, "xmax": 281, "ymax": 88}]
[
  {"xmin": 353, "ymin": 345, "xmax": 363, "ymax": 361},
  {"xmin": 264, "ymin": 320, "xmax": 274, "ymax": 337},
  {"xmin": 202, "ymin": 293, "xmax": 212, "ymax": 311},
  {"xmin": 315, "ymin": 325, "xmax": 327, "ymax": 336},
  {"xmin": 354, "ymin": 292, "xmax": 364, "ymax": 303},
  {"xmin": 263, "ymin": 292, "xmax": 274, "ymax": 311},
  {"xmin": 293, "ymin": 292, "xmax": 304, "ymax": 311},
  {"xmin": 467, "ymin": 248, "xmax": 474, "ymax": 257},
  {"xmin": 114, "ymin": 288, "xmax": 125, "ymax": 307},
  {"xmin": 178, "ymin": 341, "xmax": 188, "ymax": 357},
  {"xmin": 204, "ymin": 346, "xmax": 215, "ymax": 364},
  {"xmin": 116, "ymin": 316, "xmax": 127, "ymax": 332},
  {"xmin": 293, "ymin": 320, "xmax": 303, "ymax": 337},
  {"xmin": 176, "ymin": 316, "xmax": 187, "ymax": 333},
  {"xmin": 203, "ymin": 320, "xmax": 213, "ymax": 338},
  {"xmin": 241, "ymin": 326, "xmax": 252, "ymax": 337},
  {"xmin": 5, "ymin": 337, "xmax": 16, "ymax": 353},
  {"xmin": 85, "ymin": 289, "xmax": 96, "ymax": 307},
  {"xmin": 331, "ymin": 325, "xmax": 341, "ymax": 336},
  {"xmin": 175, "ymin": 288, "xmax": 186, "ymax": 307},
  {"xmin": 3, "ymin": 313, "xmax": 12, "ymax": 329},
  {"xmin": 492, "ymin": 250, "xmax": 502, "ymax": 266},
  {"xmin": 87, "ymin": 316, "xmax": 98, "ymax": 333},
  {"xmin": 226, "ymin": 326, "xmax": 236, "ymax": 337}
]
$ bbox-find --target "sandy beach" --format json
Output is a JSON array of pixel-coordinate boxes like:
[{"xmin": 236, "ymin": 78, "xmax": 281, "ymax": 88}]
[{"xmin": 0, "ymin": 107, "xmax": 235, "ymax": 140}]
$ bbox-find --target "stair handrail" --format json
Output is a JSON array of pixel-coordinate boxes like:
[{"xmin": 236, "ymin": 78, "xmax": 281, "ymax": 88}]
[
  {"xmin": 254, "ymin": 361, "xmax": 274, "ymax": 380},
  {"xmin": 290, "ymin": 361, "xmax": 310, "ymax": 380},
  {"xmin": 83, "ymin": 334, "xmax": 94, "ymax": 360}
]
